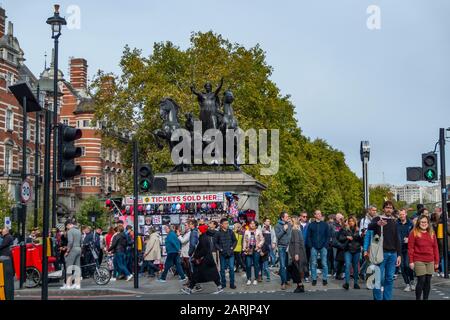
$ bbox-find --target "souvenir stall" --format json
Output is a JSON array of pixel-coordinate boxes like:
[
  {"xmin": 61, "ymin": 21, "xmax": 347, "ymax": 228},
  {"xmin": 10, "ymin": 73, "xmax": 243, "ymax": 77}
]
[{"xmin": 116, "ymin": 192, "xmax": 259, "ymax": 262}]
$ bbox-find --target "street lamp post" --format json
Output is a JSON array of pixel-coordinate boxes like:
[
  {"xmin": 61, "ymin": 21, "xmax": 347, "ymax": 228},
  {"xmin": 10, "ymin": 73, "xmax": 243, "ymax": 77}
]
[
  {"xmin": 360, "ymin": 141, "xmax": 370, "ymax": 210},
  {"xmin": 46, "ymin": 4, "xmax": 66, "ymax": 229}
]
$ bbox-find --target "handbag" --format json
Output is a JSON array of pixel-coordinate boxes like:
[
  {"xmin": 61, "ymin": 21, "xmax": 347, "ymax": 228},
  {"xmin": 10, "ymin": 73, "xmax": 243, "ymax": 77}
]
[{"xmin": 369, "ymin": 224, "xmax": 384, "ymax": 265}]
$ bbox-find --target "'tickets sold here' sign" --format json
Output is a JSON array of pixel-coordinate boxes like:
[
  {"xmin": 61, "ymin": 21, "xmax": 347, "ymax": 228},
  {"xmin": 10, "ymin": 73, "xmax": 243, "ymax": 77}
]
[{"xmin": 124, "ymin": 193, "xmax": 224, "ymax": 205}]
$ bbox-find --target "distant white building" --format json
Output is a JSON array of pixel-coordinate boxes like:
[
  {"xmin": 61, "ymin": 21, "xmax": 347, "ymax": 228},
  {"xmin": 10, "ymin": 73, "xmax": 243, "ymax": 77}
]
[{"xmin": 390, "ymin": 184, "xmax": 442, "ymax": 205}]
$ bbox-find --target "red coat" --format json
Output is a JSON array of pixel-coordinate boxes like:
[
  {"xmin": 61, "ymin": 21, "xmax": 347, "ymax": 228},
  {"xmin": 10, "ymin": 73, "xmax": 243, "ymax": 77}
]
[{"xmin": 408, "ymin": 231, "xmax": 439, "ymax": 264}]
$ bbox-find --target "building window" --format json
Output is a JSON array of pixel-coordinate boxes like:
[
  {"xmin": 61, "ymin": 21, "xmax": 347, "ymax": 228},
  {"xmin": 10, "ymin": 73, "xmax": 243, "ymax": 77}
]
[
  {"xmin": 26, "ymin": 121, "xmax": 31, "ymax": 141},
  {"xmin": 5, "ymin": 145, "xmax": 13, "ymax": 174},
  {"xmin": 26, "ymin": 149, "xmax": 31, "ymax": 174},
  {"xmin": 91, "ymin": 177, "xmax": 97, "ymax": 186},
  {"xmin": 83, "ymin": 120, "xmax": 90, "ymax": 127},
  {"xmin": 81, "ymin": 147, "xmax": 86, "ymax": 156},
  {"xmin": 80, "ymin": 177, "xmax": 86, "ymax": 186},
  {"xmin": 6, "ymin": 109, "xmax": 13, "ymax": 131},
  {"xmin": 70, "ymin": 196, "xmax": 75, "ymax": 209},
  {"xmin": 62, "ymin": 118, "xmax": 69, "ymax": 126},
  {"xmin": 6, "ymin": 72, "xmax": 14, "ymax": 86}
]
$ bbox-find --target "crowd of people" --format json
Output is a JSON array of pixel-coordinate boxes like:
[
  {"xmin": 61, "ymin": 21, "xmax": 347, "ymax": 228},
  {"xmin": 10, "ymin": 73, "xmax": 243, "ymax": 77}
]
[{"xmin": 0, "ymin": 200, "xmax": 449, "ymax": 300}]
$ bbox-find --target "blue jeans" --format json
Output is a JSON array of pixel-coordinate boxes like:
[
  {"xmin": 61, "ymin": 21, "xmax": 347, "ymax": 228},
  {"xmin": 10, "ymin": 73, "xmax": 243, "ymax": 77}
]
[
  {"xmin": 245, "ymin": 252, "xmax": 260, "ymax": 280},
  {"xmin": 278, "ymin": 246, "xmax": 290, "ymax": 284},
  {"xmin": 344, "ymin": 251, "xmax": 360, "ymax": 285},
  {"xmin": 160, "ymin": 252, "xmax": 185, "ymax": 280},
  {"xmin": 261, "ymin": 260, "xmax": 270, "ymax": 279},
  {"xmin": 269, "ymin": 247, "xmax": 276, "ymax": 267},
  {"xmin": 114, "ymin": 252, "xmax": 131, "ymax": 277},
  {"xmin": 373, "ymin": 251, "xmax": 397, "ymax": 300},
  {"xmin": 219, "ymin": 254, "xmax": 235, "ymax": 287},
  {"xmin": 310, "ymin": 247, "xmax": 328, "ymax": 281}
]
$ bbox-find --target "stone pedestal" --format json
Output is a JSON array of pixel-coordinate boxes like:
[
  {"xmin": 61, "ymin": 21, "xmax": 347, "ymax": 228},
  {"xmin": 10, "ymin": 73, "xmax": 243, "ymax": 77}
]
[{"xmin": 155, "ymin": 171, "xmax": 267, "ymax": 217}]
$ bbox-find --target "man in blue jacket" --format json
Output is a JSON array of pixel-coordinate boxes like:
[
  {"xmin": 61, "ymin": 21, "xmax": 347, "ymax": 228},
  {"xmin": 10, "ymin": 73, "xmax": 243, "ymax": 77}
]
[
  {"xmin": 307, "ymin": 210, "xmax": 330, "ymax": 286},
  {"xmin": 158, "ymin": 225, "xmax": 186, "ymax": 282}
]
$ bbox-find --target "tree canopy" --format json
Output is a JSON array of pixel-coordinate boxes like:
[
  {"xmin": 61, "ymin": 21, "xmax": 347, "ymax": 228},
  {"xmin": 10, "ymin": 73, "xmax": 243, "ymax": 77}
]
[{"xmin": 91, "ymin": 31, "xmax": 363, "ymax": 221}]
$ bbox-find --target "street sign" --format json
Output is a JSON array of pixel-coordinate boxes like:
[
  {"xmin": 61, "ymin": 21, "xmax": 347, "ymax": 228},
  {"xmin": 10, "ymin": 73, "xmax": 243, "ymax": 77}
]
[
  {"xmin": 20, "ymin": 180, "xmax": 32, "ymax": 203},
  {"xmin": 4, "ymin": 217, "xmax": 11, "ymax": 229}
]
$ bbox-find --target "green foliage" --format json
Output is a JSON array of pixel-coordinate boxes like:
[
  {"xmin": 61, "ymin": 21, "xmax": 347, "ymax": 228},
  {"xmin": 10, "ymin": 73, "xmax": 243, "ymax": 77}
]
[
  {"xmin": 369, "ymin": 186, "xmax": 407, "ymax": 213},
  {"xmin": 76, "ymin": 196, "xmax": 109, "ymax": 229},
  {"xmin": 91, "ymin": 31, "xmax": 364, "ymax": 222},
  {"xmin": 0, "ymin": 184, "xmax": 15, "ymax": 231}
]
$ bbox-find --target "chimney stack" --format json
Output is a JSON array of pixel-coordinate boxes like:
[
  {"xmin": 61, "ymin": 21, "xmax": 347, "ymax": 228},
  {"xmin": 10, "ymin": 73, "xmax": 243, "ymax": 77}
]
[
  {"xmin": 0, "ymin": 7, "xmax": 6, "ymax": 38},
  {"xmin": 70, "ymin": 58, "xmax": 88, "ymax": 90}
]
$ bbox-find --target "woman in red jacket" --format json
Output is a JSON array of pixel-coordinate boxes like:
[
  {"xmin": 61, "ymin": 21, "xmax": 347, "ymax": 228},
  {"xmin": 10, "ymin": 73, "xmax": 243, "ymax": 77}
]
[{"xmin": 408, "ymin": 215, "xmax": 440, "ymax": 300}]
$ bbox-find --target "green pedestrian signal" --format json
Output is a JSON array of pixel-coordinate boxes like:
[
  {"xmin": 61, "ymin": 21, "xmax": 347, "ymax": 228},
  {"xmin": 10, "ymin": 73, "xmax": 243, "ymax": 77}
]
[
  {"xmin": 140, "ymin": 179, "xmax": 150, "ymax": 191},
  {"xmin": 425, "ymin": 169, "xmax": 436, "ymax": 180},
  {"xmin": 138, "ymin": 164, "xmax": 153, "ymax": 193},
  {"xmin": 422, "ymin": 152, "xmax": 438, "ymax": 182}
]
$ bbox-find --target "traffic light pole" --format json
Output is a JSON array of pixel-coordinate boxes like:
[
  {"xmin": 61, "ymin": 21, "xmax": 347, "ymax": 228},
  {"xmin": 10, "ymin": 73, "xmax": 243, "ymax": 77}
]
[
  {"xmin": 52, "ymin": 35, "xmax": 60, "ymax": 229},
  {"xmin": 19, "ymin": 96, "xmax": 28, "ymax": 289},
  {"xmin": 133, "ymin": 139, "xmax": 139, "ymax": 289},
  {"xmin": 439, "ymin": 128, "xmax": 449, "ymax": 278},
  {"xmin": 41, "ymin": 109, "xmax": 51, "ymax": 300}
]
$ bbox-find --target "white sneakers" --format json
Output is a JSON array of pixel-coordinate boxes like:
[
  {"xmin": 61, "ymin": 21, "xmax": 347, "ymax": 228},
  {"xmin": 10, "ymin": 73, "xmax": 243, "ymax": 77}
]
[
  {"xmin": 246, "ymin": 280, "xmax": 252, "ymax": 285},
  {"xmin": 212, "ymin": 286, "xmax": 224, "ymax": 294},
  {"xmin": 60, "ymin": 284, "xmax": 80, "ymax": 290},
  {"xmin": 126, "ymin": 274, "xmax": 134, "ymax": 281},
  {"xmin": 253, "ymin": 280, "xmax": 258, "ymax": 285},
  {"xmin": 404, "ymin": 284, "xmax": 411, "ymax": 292},
  {"xmin": 410, "ymin": 281, "xmax": 416, "ymax": 291}
]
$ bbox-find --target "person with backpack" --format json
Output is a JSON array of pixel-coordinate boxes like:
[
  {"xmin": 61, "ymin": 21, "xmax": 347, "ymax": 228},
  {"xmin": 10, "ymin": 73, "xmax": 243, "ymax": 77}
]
[
  {"xmin": 339, "ymin": 216, "xmax": 363, "ymax": 290},
  {"xmin": 214, "ymin": 218, "xmax": 237, "ymax": 289},
  {"xmin": 397, "ymin": 208, "xmax": 415, "ymax": 291},
  {"xmin": 307, "ymin": 210, "xmax": 330, "ymax": 287},
  {"xmin": 158, "ymin": 224, "xmax": 186, "ymax": 282},
  {"xmin": 367, "ymin": 200, "xmax": 402, "ymax": 300},
  {"xmin": 408, "ymin": 215, "xmax": 439, "ymax": 300},
  {"xmin": 108, "ymin": 224, "xmax": 133, "ymax": 281}
]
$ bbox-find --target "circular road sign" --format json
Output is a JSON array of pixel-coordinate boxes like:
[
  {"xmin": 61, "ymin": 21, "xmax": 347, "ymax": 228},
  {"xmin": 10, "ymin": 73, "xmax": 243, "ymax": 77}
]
[{"xmin": 21, "ymin": 180, "xmax": 32, "ymax": 203}]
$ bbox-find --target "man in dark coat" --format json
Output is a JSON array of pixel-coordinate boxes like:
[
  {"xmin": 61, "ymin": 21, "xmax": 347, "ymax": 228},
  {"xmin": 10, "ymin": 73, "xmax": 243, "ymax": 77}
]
[
  {"xmin": 182, "ymin": 225, "xmax": 222, "ymax": 294},
  {"xmin": 214, "ymin": 218, "xmax": 237, "ymax": 289}
]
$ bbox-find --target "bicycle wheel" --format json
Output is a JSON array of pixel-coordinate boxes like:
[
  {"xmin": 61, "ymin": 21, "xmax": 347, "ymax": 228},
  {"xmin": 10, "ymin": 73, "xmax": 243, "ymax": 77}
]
[
  {"xmin": 25, "ymin": 267, "xmax": 41, "ymax": 288},
  {"xmin": 93, "ymin": 266, "xmax": 111, "ymax": 285}
]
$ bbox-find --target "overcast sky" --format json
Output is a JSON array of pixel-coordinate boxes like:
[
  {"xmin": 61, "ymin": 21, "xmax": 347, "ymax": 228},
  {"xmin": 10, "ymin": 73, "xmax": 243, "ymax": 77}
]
[{"xmin": 4, "ymin": 0, "xmax": 450, "ymax": 186}]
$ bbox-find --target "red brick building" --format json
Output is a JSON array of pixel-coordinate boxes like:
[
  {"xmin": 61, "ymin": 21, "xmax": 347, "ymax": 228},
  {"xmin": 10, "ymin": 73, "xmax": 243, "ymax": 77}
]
[{"xmin": 0, "ymin": 6, "xmax": 123, "ymax": 221}]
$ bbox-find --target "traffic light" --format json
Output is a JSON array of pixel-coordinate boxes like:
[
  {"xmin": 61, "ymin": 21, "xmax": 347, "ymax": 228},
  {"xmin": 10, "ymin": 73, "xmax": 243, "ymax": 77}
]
[
  {"xmin": 406, "ymin": 167, "xmax": 422, "ymax": 181},
  {"xmin": 138, "ymin": 164, "xmax": 153, "ymax": 192},
  {"xmin": 58, "ymin": 124, "xmax": 82, "ymax": 181},
  {"xmin": 422, "ymin": 152, "xmax": 438, "ymax": 182}
]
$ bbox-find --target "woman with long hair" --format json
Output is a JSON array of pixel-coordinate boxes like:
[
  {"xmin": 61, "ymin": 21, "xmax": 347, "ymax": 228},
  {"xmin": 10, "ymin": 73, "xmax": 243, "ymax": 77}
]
[
  {"xmin": 243, "ymin": 220, "xmax": 264, "ymax": 285},
  {"xmin": 408, "ymin": 215, "xmax": 440, "ymax": 300},
  {"xmin": 288, "ymin": 216, "xmax": 308, "ymax": 293},
  {"xmin": 338, "ymin": 216, "xmax": 363, "ymax": 290}
]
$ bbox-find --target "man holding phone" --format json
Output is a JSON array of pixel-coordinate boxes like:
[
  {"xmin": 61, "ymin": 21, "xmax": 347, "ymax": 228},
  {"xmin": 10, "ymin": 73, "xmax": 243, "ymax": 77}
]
[{"xmin": 367, "ymin": 200, "xmax": 402, "ymax": 300}]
